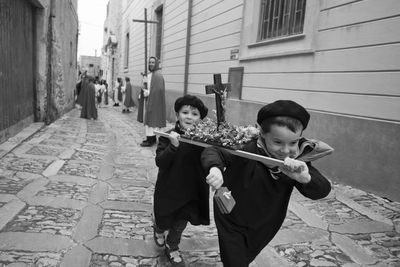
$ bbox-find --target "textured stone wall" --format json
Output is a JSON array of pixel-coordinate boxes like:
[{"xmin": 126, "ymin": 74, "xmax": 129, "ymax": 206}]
[{"xmin": 34, "ymin": 0, "xmax": 78, "ymax": 123}]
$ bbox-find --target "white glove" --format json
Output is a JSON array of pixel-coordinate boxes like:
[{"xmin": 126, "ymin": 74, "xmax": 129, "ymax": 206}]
[
  {"xmin": 206, "ymin": 167, "xmax": 224, "ymax": 190},
  {"xmin": 280, "ymin": 157, "xmax": 311, "ymax": 184}
]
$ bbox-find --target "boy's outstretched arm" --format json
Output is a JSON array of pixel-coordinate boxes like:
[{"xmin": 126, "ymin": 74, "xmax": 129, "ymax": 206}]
[{"xmin": 293, "ymin": 161, "xmax": 331, "ymax": 200}]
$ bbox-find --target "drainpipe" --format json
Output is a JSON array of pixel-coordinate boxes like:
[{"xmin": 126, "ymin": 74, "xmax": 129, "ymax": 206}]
[
  {"xmin": 45, "ymin": 0, "xmax": 55, "ymax": 125},
  {"xmin": 183, "ymin": 0, "xmax": 192, "ymax": 95}
]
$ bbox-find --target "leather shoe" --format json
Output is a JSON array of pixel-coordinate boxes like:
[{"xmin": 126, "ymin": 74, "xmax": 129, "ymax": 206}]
[
  {"xmin": 140, "ymin": 136, "xmax": 156, "ymax": 147},
  {"xmin": 140, "ymin": 140, "xmax": 151, "ymax": 147}
]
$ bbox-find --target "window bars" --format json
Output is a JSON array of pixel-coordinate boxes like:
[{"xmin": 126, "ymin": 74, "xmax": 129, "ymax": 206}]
[{"xmin": 258, "ymin": 0, "xmax": 306, "ymax": 41}]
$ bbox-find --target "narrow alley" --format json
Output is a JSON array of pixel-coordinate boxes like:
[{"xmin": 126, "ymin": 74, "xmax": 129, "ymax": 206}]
[{"xmin": 0, "ymin": 105, "xmax": 399, "ymax": 267}]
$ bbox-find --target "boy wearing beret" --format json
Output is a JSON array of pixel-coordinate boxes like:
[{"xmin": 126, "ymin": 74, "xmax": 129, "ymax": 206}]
[
  {"xmin": 201, "ymin": 100, "xmax": 332, "ymax": 266},
  {"xmin": 153, "ymin": 95, "xmax": 209, "ymax": 266}
]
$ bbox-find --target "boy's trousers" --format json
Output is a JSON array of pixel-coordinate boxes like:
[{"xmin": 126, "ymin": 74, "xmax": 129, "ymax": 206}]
[{"xmin": 155, "ymin": 219, "xmax": 187, "ymax": 251}]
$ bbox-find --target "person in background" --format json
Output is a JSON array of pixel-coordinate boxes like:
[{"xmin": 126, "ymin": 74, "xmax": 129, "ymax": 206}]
[
  {"xmin": 139, "ymin": 56, "xmax": 166, "ymax": 147},
  {"xmin": 122, "ymin": 77, "xmax": 135, "ymax": 113},
  {"xmin": 113, "ymin": 77, "xmax": 123, "ymax": 107},
  {"xmin": 201, "ymin": 100, "xmax": 332, "ymax": 266},
  {"xmin": 75, "ymin": 77, "xmax": 82, "ymax": 105},
  {"xmin": 80, "ymin": 76, "xmax": 98, "ymax": 120},
  {"xmin": 95, "ymin": 79, "xmax": 102, "ymax": 108},
  {"xmin": 100, "ymin": 80, "xmax": 108, "ymax": 106},
  {"xmin": 76, "ymin": 71, "xmax": 87, "ymax": 108},
  {"xmin": 153, "ymin": 95, "xmax": 209, "ymax": 266}
]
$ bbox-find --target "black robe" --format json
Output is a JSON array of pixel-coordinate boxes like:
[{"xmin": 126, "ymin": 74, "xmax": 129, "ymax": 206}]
[
  {"xmin": 154, "ymin": 123, "xmax": 210, "ymax": 230},
  {"xmin": 80, "ymin": 82, "xmax": 97, "ymax": 120},
  {"xmin": 76, "ymin": 79, "xmax": 87, "ymax": 106},
  {"xmin": 75, "ymin": 81, "xmax": 82, "ymax": 102},
  {"xmin": 123, "ymin": 81, "xmax": 135, "ymax": 108},
  {"xmin": 117, "ymin": 84, "xmax": 123, "ymax": 102},
  {"xmin": 201, "ymin": 140, "xmax": 331, "ymax": 266}
]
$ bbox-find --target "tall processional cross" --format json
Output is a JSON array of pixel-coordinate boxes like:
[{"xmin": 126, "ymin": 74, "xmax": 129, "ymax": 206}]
[
  {"xmin": 205, "ymin": 74, "xmax": 231, "ymax": 128},
  {"xmin": 132, "ymin": 8, "xmax": 159, "ymax": 89}
]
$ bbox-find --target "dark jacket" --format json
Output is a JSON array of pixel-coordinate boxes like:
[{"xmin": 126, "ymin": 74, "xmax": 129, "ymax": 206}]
[
  {"xmin": 154, "ymin": 123, "xmax": 210, "ymax": 229},
  {"xmin": 201, "ymin": 139, "xmax": 331, "ymax": 256}
]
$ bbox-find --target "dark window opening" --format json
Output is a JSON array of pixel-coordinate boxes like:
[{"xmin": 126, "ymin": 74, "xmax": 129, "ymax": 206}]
[
  {"xmin": 155, "ymin": 5, "xmax": 163, "ymax": 60},
  {"xmin": 125, "ymin": 32, "xmax": 130, "ymax": 68},
  {"xmin": 258, "ymin": 0, "xmax": 306, "ymax": 41}
]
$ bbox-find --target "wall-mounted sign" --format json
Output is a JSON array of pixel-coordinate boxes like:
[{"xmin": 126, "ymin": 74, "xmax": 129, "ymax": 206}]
[{"xmin": 230, "ymin": 49, "xmax": 239, "ymax": 60}]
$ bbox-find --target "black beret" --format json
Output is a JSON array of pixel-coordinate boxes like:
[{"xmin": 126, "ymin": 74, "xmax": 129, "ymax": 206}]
[
  {"xmin": 257, "ymin": 100, "xmax": 310, "ymax": 129},
  {"xmin": 174, "ymin": 95, "xmax": 208, "ymax": 119}
]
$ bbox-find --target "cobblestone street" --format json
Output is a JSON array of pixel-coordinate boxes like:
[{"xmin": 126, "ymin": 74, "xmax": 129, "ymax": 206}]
[{"xmin": 0, "ymin": 105, "xmax": 399, "ymax": 267}]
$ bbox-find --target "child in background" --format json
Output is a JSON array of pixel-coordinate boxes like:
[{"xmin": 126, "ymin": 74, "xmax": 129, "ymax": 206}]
[
  {"xmin": 201, "ymin": 100, "xmax": 332, "ymax": 266},
  {"xmin": 94, "ymin": 80, "xmax": 102, "ymax": 108},
  {"xmin": 153, "ymin": 95, "xmax": 209, "ymax": 266}
]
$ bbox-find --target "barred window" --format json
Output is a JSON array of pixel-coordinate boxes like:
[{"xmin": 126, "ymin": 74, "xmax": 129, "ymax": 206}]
[{"xmin": 258, "ymin": 0, "xmax": 306, "ymax": 41}]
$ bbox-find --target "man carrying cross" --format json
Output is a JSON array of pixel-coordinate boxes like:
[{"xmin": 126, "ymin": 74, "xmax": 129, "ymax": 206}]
[
  {"xmin": 139, "ymin": 56, "xmax": 166, "ymax": 147},
  {"xmin": 132, "ymin": 9, "xmax": 166, "ymax": 147}
]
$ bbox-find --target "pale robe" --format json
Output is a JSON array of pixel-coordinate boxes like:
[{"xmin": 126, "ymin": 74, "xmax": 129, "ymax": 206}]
[{"xmin": 138, "ymin": 69, "xmax": 166, "ymax": 128}]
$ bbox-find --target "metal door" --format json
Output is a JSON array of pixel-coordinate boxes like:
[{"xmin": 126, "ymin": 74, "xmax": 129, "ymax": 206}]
[{"xmin": 0, "ymin": 0, "xmax": 35, "ymax": 132}]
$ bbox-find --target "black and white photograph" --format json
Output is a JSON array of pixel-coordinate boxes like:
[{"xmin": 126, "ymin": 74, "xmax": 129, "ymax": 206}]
[{"xmin": 0, "ymin": 0, "xmax": 399, "ymax": 266}]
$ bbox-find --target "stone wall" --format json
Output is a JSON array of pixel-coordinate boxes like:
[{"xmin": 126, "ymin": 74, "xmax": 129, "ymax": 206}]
[{"xmin": 34, "ymin": 0, "xmax": 78, "ymax": 123}]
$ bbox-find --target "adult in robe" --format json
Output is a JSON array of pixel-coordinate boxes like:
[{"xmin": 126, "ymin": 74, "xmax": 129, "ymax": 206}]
[
  {"xmin": 80, "ymin": 76, "xmax": 98, "ymax": 120},
  {"xmin": 139, "ymin": 56, "xmax": 166, "ymax": 147},
  {"xmin": 75, "ymin": 80, "xmax": 81, "ymax": 103},
  {"xmin": 122, "ymin": 77, "xmax": 135, "ymax": 113},
  {"xmin": 103, "ymin": 80, "xmax": 109, "ymax": 105},
  {"xmin": 76, "ymin": 72, "xmax": 87, "ymax": 107},
  {"xmin": 117, "ymin": 77, "xmax": 123, "ymax": 105}
]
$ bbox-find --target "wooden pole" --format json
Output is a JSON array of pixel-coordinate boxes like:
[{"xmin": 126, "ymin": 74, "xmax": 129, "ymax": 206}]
[
  {"xmin": 132, "ymin": 8, "xmax": 158, "ymax": 83},
  {"xmin": 144, "ymin": 8, "xmax": 148, "ymax": 75},
  {"xmin": 154, "ymin": 130, "xmax": 284, "ymax": 167},
  {"xmin": 132, "ymin": 9, "xmax": 159, "ymax": 121}
]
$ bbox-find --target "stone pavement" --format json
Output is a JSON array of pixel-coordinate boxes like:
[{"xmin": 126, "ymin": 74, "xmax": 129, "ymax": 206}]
[{"xmin": 0, "ymin": 105, "xmax": 399, "ymax": 267}]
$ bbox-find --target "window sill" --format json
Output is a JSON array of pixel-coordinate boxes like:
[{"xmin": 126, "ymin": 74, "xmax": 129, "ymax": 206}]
[
  {"xmin": 123, "ymin": 68, "xmax": 129, "ymax": 73},
  {"xmin": 248, "ymin": 33, "xmax": 306, "ymax": 48},
  {"xmin": 239, "ymin": 48, "xmax": 314, "ymax": 61}
]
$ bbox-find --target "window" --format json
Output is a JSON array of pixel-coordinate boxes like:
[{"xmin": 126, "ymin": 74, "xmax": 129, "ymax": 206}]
[
  {"xmin": 239, "ymin": 0, "xmax": 317, "ymax": 61},
  {"xmin": 155, "ymin": 5, "xmax": 163, "ymax": 60},
  {"xmin": 124, "ymin": 32, "xmax": 129, "ymax": 69},
  {"xmin": 69, "ymin": 41, "xmax": 73, "ymax": 67},
  {"xmin": 258, "ymin": 0, "xmax": 306, "ymax": 41}
]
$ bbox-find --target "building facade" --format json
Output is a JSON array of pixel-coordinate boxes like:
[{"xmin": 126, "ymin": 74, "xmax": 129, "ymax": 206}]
[
  {"xmin": 0, "ymin": 0, "xmax": 79, "ymax": 142},
  {"xmin": 79, "ymin": 55, "xmax": 102, "ymax": 78},
  {"xmin": 102, "ymin": 0, "xmax": 122, "ymax": 94},
  {"xmin": 105, "ymin": 0, "xmax": 400, "ymax": 201}
]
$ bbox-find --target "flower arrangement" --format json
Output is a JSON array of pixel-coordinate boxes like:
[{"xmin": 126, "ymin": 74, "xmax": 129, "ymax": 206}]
[{"xmin": 183, "ymin": 117, "xmax": 260, "ymax": 149}]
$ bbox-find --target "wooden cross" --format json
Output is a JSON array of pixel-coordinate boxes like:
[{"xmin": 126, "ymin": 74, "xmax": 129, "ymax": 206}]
[
  {"xmin": 132, "ymin": 8, "xmax": 159, "ymax": 88},
  {"xmin": 133, "ymin": 8, "xmax": 159, "ymax": 119},
  {"xmin": 205, "ymin": 74, "xmax": 231, "ymax": 128}
]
